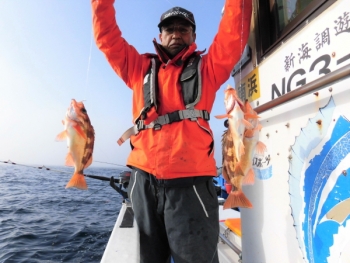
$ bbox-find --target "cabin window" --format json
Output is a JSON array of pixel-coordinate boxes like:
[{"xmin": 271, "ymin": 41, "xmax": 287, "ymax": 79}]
[{"xmin": 256, "ymin": 0, "xmax": 334, "ymax": 61}]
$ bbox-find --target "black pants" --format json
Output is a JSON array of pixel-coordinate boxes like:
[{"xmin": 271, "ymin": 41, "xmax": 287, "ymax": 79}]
[{"xmin": 128, "ymin": 168, "xmax": 219, "ymax": 263}]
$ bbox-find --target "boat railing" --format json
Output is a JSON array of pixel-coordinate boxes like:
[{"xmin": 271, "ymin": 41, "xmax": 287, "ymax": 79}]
[{"xmin": 219, "ymin": 232, "xmax": 242, "ymax": 258}]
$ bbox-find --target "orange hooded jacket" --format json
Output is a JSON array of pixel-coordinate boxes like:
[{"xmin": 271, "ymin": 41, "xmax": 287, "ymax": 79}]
[{"xmin": 92, "ymin": 0, "xmax": 252, "ymax": 179}]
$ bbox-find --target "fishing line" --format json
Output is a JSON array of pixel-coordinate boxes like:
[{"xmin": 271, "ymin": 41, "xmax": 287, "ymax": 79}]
[
  {"xmin": 238, "ymin": 0, "xmax": 245, "ymax": 92},
  {"xmin": 94, "ymin": 160, "xmax": 129, "ymax": 168},
  {"xmin": 83, "ymin": 28, "xmax": 94, "ymax": 101},
  {"xmin": 164, "ymin": 0, "xmax": 173, "ymax": 6},
  {"xmin": 0, "ymin": 159, "xmax": 60, "ymax": 172},
  {"xmin": 0, "ymin": 159, "xmax": 128, "ymax": 177}
]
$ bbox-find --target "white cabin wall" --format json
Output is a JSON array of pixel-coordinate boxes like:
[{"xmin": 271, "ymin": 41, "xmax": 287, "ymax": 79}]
[{"xmin": 232, "ymin": 0, "xmax": 350, "ymax": 262}]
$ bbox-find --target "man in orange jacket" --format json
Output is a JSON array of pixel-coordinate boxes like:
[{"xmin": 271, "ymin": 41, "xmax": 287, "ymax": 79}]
[{"xmin": 92, "ymin": 1, "xmax": 252, "ymax": 262}]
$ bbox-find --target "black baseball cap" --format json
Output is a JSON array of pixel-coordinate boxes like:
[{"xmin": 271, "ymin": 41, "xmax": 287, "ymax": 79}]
[{"xmin": 158, "ymin": 7, "xmax": 196, "ymax": 32}]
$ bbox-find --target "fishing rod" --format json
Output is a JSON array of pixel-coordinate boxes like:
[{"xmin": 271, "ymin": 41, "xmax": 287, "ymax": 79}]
[{"xmin": 93, "ymin": 160, "xmax": 130, "ymax": 167}]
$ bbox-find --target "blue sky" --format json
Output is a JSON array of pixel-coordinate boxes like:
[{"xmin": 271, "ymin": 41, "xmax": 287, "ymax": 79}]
[{"xmin": 0, "ymin": 0, "xmax": 234, "ymax": 168}]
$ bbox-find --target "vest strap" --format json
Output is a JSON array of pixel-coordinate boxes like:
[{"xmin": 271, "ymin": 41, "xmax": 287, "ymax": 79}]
[{"xmin": 117, "ymin": 109, "xmax": 210, "ymax": 145}]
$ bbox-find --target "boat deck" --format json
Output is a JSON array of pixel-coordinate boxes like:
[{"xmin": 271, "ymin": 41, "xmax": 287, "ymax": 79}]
[{"xmin": 101, "ymin": 200, "xmax": 241, "ymax": 263}]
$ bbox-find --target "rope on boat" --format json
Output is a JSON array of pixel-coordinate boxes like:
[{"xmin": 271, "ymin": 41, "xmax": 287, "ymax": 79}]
[
  {"xmin": 1, "ymin": 159, "xmax": 52, "ymax": 170},
  {"xmin": 0, "ymin": 159, "xmax": 125, "ymax": 183}
]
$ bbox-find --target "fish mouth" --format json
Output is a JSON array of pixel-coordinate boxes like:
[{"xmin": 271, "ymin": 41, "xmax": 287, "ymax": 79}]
[
  {"xmin": 66, "ymin": 105, "xmax": 80, "ymax": 122},
  {"xmin": 66, "ymin": 99, "xmax": 87, "ymax": 123},
  {"xmin": 226, "ymin": 99, "xmax": 239, "ymax": 114}
]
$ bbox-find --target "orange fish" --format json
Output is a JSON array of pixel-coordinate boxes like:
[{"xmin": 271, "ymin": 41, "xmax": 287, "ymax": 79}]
[
  {"xmin": 221, "ymin": 128, "xmax": 252, "ymax": 209},
  {"xmin": 215, "ymin": 86, "xmax": 253, "ymax": 162},
  {"xmin": 56, "ymin": 99, "xmax": 95, "ymax": 190},
  {"xmin": 244, "ymin": 100, "xmax": 261, "ymax": 130}
]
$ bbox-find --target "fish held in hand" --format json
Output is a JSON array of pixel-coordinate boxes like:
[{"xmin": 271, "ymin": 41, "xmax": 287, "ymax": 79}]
[{"xmin": 56, "ymin": 99, "xmax": 95, "ymax": 190}]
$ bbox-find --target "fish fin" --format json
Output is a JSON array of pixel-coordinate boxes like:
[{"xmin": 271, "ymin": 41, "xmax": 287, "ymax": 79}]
[
  {"xmin": 244, "ymin": 113, "xmax": 260, "ymax": 119},
  {"xmin": 84, "ymin": 156, "xmax": 93, "ymax": 169},
  {"xmin": 223, "ymin": 191, "xmax": 253, "ymax": 209},
  {"xmin": 73, "ymin": 125, "xmax": 87, "ymax": 140},
  {"xmin": 55, "ymin": 131, "xmax": 67, "ymax": 141},
  {"xmin": 256, "ymin": 123, "xmax": 263, "ymax": 131},
  {"xmin": 61, "ymin": 120, "xmax": 65, "ymax": 125},
  {"xmin": 239, "ymin": 141, "xmax": 245, "ymax": 157},
  {"xmin": 234, "ymin": 162, "xmax": 243, "ymax": 176},
  {"xmin": 255, "ymin": 141, "xmax": 267, "ymax": 155},
  {"xmin": 215, "ymin": 114, "xmax": 230, "ymax": 119},
  {"xmin": 242, "ymin": 119, "xmax": 254, "ymax": 129},
  {"xmin": 65, "ymin": 152, "xmax": 75, "ymax": 167},
  {"xmin": 65, "ymin": 173, "xmax": 88, "ymax": 190},
  {"xmin": 244, "ymin": 129, "xmax": 255, "ymax": 138},
  {"xmin": 222, "ymin": 166, "xmax": 230, "ymax": 182},
  {"xmin": 243, "ymin": 168, "xmax": 255, "ymax": 185}
]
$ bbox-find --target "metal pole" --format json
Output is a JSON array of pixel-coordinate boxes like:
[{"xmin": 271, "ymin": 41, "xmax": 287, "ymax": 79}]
[{"xmin": 219, "ymin": 232, "xmax": 242, "ymax": 256}]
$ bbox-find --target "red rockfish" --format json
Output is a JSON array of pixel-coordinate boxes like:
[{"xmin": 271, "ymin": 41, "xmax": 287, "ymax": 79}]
[
  {"xmin": 217, "ymin": 86, "xmax": 265, "ymax": 209},
  {"xmin": 215, "ymin": 85, "xmax": 253, "ymax": 162},
  {"xmin": 56, "ymin": 99, "xmax": 95, "ymax": 190},
  {"xmin": 235, "ymin": 101, "xmax": 266, "ymax": 185},
  {"xmin": 221, "ymin": 129, "xmax": 252, "ymax": 209}
]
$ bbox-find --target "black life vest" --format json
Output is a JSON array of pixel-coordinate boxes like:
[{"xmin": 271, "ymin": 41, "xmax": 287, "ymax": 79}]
[{"xmin": 117, "ymin": 54, "xmax": 211, "ymax": 145}]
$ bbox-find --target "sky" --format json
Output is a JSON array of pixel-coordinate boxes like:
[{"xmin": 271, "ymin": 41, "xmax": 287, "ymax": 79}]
[{"xmin": 0, "ymin": 0, "xmax": 235, "ymax": 169}]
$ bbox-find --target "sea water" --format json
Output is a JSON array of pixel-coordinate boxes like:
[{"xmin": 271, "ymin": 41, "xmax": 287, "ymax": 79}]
[{"xmin": 0, "ymin": 164, "xmax": 124, "ymax": 263}]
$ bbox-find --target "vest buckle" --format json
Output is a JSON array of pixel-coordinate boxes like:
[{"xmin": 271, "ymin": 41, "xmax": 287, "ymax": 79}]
[
  {"xmin": 137, "ymin": 120, "xmax": 145, "ymax": 131},
  {"xmin": 153, "ymin": 123, "xmax": 162, "ymax": 131},
  {"xmin": 189, "ymin": 109, "xmax": 198, "ymax": 121}
]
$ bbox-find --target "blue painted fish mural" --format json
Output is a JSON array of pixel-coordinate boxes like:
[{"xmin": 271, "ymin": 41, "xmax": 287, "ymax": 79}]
[{"xmin": 289, "ymin": 97, "xmax": 350, "ymax": 263}]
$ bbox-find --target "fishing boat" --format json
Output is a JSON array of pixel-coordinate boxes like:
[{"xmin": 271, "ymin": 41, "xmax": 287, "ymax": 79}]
[{"xmin": 102, "ymin": 0, "xmax": 350, "ymax": 262}]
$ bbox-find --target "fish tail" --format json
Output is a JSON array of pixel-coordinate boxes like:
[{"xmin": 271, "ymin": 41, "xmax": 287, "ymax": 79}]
[
  {"xmin": 243, "ymin": 168, "xmax": 255, "ymax": 185},
  {"xmin": 223, "ymin": 190, "xmax": 253, "ymax": 209},
  {"xmin": 65, "ymin": 172, "xmax": 88, "ymax": 190}
]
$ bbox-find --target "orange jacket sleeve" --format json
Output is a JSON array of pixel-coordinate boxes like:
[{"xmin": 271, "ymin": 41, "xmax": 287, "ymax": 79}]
[
  {"xmin": 91, "ymin": 0, "xmax": 145, "ymax": 89},
  {"xmin": 203, "ymin": 0, "xmax": 253, "ymax": 89}
]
